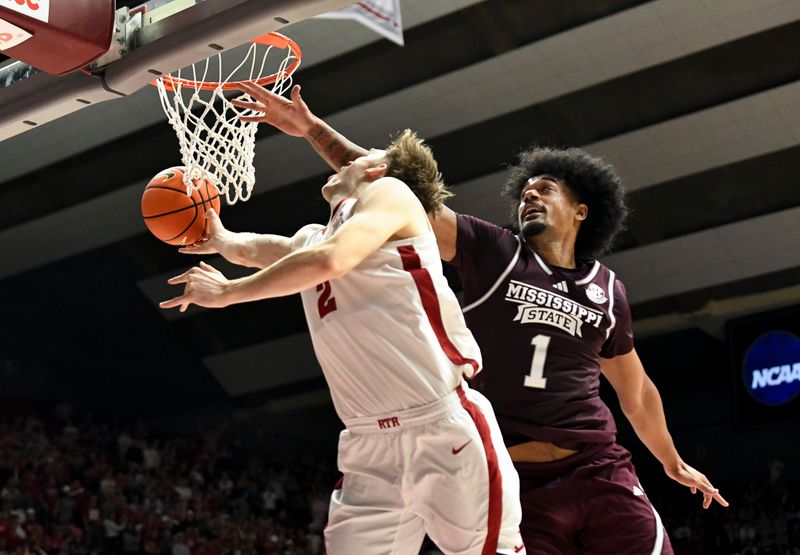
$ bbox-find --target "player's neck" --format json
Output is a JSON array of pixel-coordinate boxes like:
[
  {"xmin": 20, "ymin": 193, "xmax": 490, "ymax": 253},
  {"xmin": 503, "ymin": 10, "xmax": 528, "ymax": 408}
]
[
  {"xmin": 527, "ymin": 236, "xmax": 577, "ymax": 269},
  {"xmin": 329, "ymin": 181, "xmax": 368, "ymax": 210}
]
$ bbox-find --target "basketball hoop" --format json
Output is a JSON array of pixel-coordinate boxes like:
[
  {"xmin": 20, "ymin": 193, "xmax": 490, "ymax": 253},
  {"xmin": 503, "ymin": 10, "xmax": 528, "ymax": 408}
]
[{"xmin": 153, "ymin": 32, "xmax": 302, "ymax": 204}]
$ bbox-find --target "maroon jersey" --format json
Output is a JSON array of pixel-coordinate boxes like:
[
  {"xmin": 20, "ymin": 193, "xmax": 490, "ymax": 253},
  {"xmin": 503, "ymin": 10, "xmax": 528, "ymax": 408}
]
[{"xmin": 451, "ymin": 214, "xmax": 634, "ymax": 448}]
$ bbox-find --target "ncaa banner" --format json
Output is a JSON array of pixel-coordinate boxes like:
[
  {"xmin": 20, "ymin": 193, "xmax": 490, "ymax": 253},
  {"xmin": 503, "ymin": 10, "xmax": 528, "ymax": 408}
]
[{"xmin": 318, "ymin": 0, "xmax": 404, "ymax": 46}]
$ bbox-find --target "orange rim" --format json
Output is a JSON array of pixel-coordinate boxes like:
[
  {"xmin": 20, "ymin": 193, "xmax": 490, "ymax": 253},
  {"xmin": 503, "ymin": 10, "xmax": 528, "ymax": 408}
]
[{"xmin": 153, "ymin": 32, "xmax": 302, "ymax": 92}]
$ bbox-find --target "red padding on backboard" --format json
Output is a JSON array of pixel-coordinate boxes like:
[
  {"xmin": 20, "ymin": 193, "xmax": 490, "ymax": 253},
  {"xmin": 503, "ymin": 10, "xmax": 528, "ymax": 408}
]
[{"xmin": 0, "ymin": 0, "xmax": 115, "ymax": 75}]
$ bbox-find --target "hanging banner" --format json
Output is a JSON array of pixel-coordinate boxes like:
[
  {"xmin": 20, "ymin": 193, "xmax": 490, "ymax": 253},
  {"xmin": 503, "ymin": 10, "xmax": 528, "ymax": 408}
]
[{"xmin": 318, "ymin": 0, "xmax": 404, "ymax": 46}]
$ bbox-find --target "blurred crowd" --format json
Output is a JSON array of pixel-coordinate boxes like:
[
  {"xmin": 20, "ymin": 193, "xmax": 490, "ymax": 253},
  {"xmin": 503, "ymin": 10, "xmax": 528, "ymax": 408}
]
[
  {"xmin": 1, "ymin": 403, "xmax": 798, "ymax": 554},
  {"xmin": 0, "ymin": 407, "xmax": 335, "ymax": 555},
  {"xmin": 658, "ymin": 457, "xmax": 800, "ymax": 555}
]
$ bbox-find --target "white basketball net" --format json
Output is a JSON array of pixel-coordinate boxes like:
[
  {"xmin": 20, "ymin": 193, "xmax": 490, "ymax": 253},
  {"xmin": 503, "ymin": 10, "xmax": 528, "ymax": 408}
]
[{"xmin": 155, "ymin": 41, "xmax": 298, "ymax": 204}]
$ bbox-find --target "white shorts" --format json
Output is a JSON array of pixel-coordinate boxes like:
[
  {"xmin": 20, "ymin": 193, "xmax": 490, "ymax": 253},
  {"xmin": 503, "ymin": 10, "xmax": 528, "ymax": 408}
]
[{"xmin": 325, "ymin": 383, "xmax": 525, "ymax": 555}]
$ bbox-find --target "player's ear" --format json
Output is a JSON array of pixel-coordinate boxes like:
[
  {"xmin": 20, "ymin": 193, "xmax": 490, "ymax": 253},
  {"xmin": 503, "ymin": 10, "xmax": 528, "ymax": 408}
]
[
  {"xmin": 365, "ymin": 163, "xmax": 388, "ymax": 181},
  {"xmin": 575, "ymin": 203, "xmax": 588, "ymax": 222}
]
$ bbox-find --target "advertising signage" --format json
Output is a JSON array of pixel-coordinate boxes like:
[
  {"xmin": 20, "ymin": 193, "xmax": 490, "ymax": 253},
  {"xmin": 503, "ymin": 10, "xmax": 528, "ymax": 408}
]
[{"xmin": 729, "ymin": 306, "xmax": 800, "ymax": 429}]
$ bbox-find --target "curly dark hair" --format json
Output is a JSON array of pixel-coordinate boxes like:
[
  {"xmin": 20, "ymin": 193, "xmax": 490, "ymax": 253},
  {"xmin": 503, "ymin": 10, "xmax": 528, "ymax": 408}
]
[{"xmin": 502, "ymin": 146, "xmax": 628, "ymax": 262}]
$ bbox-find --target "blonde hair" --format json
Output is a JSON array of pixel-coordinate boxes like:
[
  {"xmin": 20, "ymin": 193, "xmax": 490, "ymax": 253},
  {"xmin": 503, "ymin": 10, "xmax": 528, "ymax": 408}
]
[{"xmin": 384, "ymin": 129, "xmax": 452, "ymax": 214}]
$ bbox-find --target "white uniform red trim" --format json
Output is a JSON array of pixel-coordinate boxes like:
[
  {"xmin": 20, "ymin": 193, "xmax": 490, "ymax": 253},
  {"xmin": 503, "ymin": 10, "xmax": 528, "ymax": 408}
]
[
  {"xmin": 297, "ymin": 198, "xmax": 524, "ymax": 554},
  {"xmin": 298, "ymin": 198, "xmax": 482, "ymax": 421},
  {"xmin": 327, "ymin": 384, "xmax": 524, "ymax": 555}
]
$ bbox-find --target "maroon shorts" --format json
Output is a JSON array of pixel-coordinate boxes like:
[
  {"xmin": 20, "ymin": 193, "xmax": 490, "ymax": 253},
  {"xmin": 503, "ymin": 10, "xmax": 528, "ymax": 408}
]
[{"xmin": 515, "ymin": 442, "xmax": 673, "ymax": 555}]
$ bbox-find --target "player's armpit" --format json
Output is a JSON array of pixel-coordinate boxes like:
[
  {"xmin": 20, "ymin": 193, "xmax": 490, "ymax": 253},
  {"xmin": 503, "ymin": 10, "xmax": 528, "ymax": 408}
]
[
  {"xmin": 290, "ymin": 224, "xmax": 325, "ymax": 252},
  {"xmin": 429, "ymin": 205, "xmax": 457, "ymax": 262}
]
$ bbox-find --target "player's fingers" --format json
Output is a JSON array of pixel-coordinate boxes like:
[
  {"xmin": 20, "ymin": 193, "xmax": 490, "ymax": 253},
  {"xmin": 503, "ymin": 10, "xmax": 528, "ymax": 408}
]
[
  {"xmin": 698, "ymin": 481, "xmax": 717, "ymax": 495},
  {"xmin": 206, "ymin": 209, "xmax": 223, "ymax": 230},
  {"xmin": 712, "ymin": 491, "xmax": 729, "ymax": 508},
  {"xmin": 690, "ymin": 486, "xmax": 697, "ymax": 494},
  {"xmin": 236, "ymin": 81, "xmax": 263, "ymax": 93},
  {"xmin": 703, "ymin": 493, "xmax": 712, "ymax": 509},
  {"xmin": 199, "ymin": 261, "xmax": 220, "ymax": 274},
  {"xmin": 230, "ymin": 99, "xmax": 266, "ymax": 111},
  {"xmin": 166, "ymin": 273, "xmax": 189, "ymax": 285},
  {"xmin": 290, "ymin": 84, "xmax": 303, "ymax": 104},
  {"xmin": 690, "ymin": 472, "xmax": 719, "ymax": 496},
  {"xmin": 159, "ymin": 296, "xmax": 184, "ymax": 309},
  {"xmin": 237, "ymin": 82, "xmax": 278, "ymax": 102},
  {"xmin": 178, "ymin": 245, "xmax": 207, "ymax": 254},
  {"xmin": 238, "ymin": 115, "xmax": 266, "ymax": 123},
  {"xmin": 168, "ymin": 266, "xmax": 201, "ymax": 283},
  {"xmin": 234, "ymin": 82, "xmax": 260, "ymax": 96}
]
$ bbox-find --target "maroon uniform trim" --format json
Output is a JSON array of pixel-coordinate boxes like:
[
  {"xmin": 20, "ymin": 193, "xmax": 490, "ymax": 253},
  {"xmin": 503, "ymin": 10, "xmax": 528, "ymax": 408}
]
[
  {"xmin": 456, "ymin": 387, "xmax": 503, "ymax": 555},
  {"xmin": 398, "ymin": 245, "xmax": 480, "ymax": 375},
  {"xmin": 575, "ymin": 260, "xmax": 601, "ymax": 285}
]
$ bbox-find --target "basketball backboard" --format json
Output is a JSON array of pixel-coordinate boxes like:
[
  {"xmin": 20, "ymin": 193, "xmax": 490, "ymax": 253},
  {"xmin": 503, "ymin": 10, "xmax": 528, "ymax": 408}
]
[{"xmin": 0, "ymin": 0, "xmax": 352, "ymax": 141}]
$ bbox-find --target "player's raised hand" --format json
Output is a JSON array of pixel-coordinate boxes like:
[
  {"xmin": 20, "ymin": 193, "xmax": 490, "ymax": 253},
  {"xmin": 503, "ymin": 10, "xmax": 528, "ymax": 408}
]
[
  {"xmin": 232, "ymin": 83, "xmax": 314, "ymax": 136},
  {"xmin": 160, "ymin": 261, "xmax": 232, "ymax": 312},
  {"xmin": 178, "ymin": 209, "xmax": 229, "ymax": 255},
  {"xmin": 664, "ymin": 460, "xmax": 729, "ymax": 509}
]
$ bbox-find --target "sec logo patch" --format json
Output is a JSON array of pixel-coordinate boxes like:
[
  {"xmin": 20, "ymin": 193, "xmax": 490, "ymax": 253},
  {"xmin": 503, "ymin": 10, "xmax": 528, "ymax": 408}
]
[{"xmin": 585, "ymin": 283, "xmax": 607, "ymax": 304}]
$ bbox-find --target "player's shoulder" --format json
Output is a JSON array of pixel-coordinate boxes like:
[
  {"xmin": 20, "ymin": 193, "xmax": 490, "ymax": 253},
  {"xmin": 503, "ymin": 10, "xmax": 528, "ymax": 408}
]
[
  {"xmin": 591, "ymin": 259, "xmax": 630, "ymax": 303},
  {"xmin": 457, "ymin": 213, "xmax": 516, "ymax": 243},
  {"xmin": 361, "ymin": 176, "xmax": 418, "ymax": 205},
  {"xmin": 355, "ymin": 177, "xmax": 427, "ymax": 229}
]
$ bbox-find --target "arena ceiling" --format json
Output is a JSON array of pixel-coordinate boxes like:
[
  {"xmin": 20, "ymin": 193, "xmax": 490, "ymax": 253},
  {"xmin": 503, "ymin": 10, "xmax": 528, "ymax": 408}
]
[{"xmin": 0, "ymin": 0, "xmax": 799, "ymax": 418}]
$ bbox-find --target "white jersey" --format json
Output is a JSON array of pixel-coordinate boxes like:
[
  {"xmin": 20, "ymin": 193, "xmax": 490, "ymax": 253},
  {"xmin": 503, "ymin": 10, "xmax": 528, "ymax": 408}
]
[{"xmin": 297, "ymin": 197, "xmax": 482, "ymax": 420}]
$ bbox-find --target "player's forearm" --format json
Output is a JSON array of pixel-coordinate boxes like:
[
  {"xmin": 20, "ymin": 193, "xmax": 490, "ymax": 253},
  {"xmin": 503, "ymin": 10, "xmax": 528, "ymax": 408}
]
[
  {"xmin": 304, "ymin": 117, "xmax": 368, "ymax": 171},
  {"xmin": 224, "ymin": 232, "xmax": 292, "ymax": 269},
  {"xmin": 622, "ymin": 381, "xmax": 682, "ymax": 469},
  {"xmin": 224, "ymin": 245, "xmax": 341, "ymax": 304}
]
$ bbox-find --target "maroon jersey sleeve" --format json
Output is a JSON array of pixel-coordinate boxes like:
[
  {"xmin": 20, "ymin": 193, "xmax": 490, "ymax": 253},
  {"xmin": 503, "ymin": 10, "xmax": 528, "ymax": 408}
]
[
  {"xmin": 451, "ymin": 213, "xmax": 518, "ymax": 306},
  {"xmin": 600, "ymin": 278, "xmax": 634, "ymax": 359}
]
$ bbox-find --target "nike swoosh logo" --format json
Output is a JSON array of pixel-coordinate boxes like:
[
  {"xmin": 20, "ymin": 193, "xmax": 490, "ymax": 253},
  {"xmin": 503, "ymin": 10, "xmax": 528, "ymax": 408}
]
[
  {"xmin": 452, "ymin": 439, "xmax": 472, "ymax": 455},
  {"xmin": 514, "ymin": 544, "xmax": 525, "ymax": 553}
]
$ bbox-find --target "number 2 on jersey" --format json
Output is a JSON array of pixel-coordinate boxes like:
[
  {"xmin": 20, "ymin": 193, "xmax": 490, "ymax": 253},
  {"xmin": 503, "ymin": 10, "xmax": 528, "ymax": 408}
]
[
  {"xmin": 524, "ymin": 334, "xmax": 551, "ymax": 389},
  {"xmin": 316, "ymin": 280, "xmax": 337, "ymax": 319}
]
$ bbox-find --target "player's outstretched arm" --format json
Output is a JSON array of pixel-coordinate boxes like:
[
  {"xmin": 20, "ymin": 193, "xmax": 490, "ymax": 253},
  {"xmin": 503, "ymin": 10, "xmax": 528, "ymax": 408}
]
[
  {"xmin": 160, "ymin": 178, "xmax": 422, "ymax": 311},
  {"xmin": 233, "ymin": 83, "xmax": 368, "ymax": 171},
  {"xmin": 601, "ymin": 349, "xmax": 729, "ymax": 509},
  {"xmin": 177, "ymin": 209, "xmax": 292, "ymax": 269},
  {"xmin": 233, "ymin": 84, "xmax": 460, "ymax": 260}
]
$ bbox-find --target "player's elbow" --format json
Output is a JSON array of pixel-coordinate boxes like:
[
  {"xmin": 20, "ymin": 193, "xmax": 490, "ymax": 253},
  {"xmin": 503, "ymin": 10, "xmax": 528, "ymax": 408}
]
[
  {"xmin": 619, "ymin": 397, "xmax": 645, "ymax": 420},
  {"xmin": 618, "ymin": 380, "xmax": 655, "ymax": 419},
  {"xmin": 317, "ymin": 248, "xmax": 350, "ymax": 280}
]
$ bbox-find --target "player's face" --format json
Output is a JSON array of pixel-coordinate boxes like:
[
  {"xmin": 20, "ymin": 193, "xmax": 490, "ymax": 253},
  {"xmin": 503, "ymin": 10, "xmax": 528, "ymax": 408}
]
[
  {"xmin": 518, "ymin": 175, "xmax": 584, "ymax": 239},
  {"xmin": 322, "ymin": 149, "xmax": 388, "ymax": 202}
]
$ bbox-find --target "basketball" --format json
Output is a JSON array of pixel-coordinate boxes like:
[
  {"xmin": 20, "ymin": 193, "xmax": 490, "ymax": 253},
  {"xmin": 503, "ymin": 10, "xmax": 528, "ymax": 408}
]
[{"xmin": 141, "ymin": 167, "xmax": 221, "ymax": 246}]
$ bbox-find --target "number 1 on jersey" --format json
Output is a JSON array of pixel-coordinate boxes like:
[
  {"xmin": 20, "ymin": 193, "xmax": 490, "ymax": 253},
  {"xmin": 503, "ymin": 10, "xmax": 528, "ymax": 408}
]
[{"xmin": 524, "ymin": 334, "xmax": 551, "ymax": 389}]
